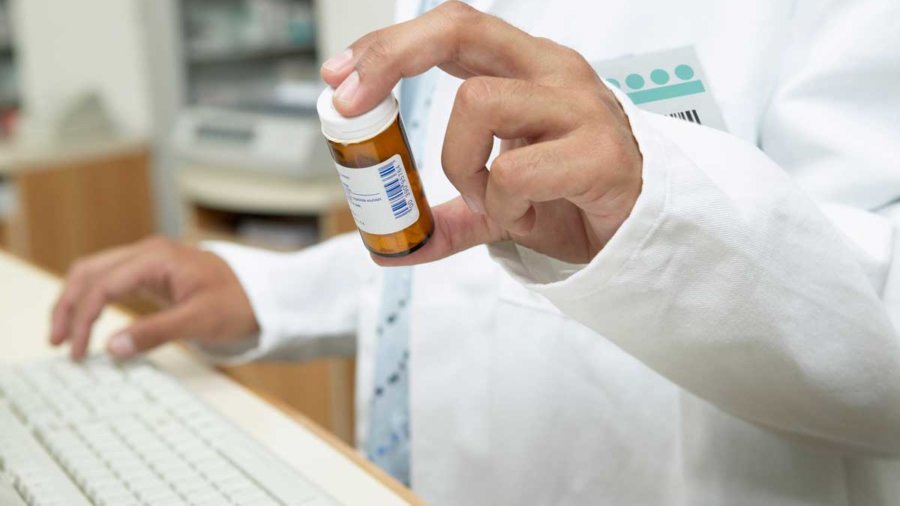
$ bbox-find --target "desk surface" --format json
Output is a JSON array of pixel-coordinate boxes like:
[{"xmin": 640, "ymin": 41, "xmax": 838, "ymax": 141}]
[{"xmin": 0, "ymin": 250, "xmax": 421, "ymax": 505}]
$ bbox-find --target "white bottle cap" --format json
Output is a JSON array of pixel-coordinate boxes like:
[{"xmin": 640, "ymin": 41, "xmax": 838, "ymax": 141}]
[{"xmin": 317, "ymin": 87, "xmax": 400, "ymax": 144}]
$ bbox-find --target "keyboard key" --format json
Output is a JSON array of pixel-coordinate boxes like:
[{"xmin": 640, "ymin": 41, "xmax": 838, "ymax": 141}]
[{"xmin": 0, "ymin": 358, "xmax": 337, "ymax": 506}]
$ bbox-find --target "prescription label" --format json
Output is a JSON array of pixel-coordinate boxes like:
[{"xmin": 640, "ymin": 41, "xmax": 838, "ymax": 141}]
[
  {"xmin": 592, "ymin": 46, "xmax": 728, "ymax": 132},
  {"xmin": 335, "ymin": 154, "xmax": 420, "ymax": 235}
]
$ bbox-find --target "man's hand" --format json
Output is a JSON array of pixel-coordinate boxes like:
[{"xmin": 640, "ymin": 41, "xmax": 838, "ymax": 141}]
[
  {"xmin": 50, "ymin": 237, "xmax": 259, "ymax": 360},
  {"xmin": 321, "ymin": 1, "xmax": 643, "ymax": 266}
]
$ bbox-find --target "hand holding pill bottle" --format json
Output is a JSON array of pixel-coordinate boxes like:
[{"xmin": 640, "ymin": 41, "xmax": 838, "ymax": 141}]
[{"xmin": 317, "ymin": 87, "xmax": 434, "ymax": 257}]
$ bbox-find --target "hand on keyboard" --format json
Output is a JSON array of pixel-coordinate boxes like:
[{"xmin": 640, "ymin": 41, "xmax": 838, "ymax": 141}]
[{"xmin": 49, "ymin": 237, "xmax": 259, "ymax": 360}]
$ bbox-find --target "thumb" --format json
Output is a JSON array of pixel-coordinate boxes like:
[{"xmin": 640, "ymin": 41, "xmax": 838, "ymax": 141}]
[
  {"xmin": 373, "ymin": 197, "xmax": 505, "ymax": 267},
  {"xmin": 106, "ymin": 301, "xmax": 204, "ymax": 359}
]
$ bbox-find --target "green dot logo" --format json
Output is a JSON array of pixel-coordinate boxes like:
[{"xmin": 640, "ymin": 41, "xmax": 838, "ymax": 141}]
[
  {"xmin": 625, "ymin": 74, "xmax": 645, "ymax": 90},
  {"xmin": 650, "ymin": 69, "xmax": 670, "ymax": 85},
  {"xmin": 618, "ymin": 63, "xmax": 706, "ymax": 106},
  {"xmin": 675, "ymin": 64, "xmax": 695, "ymax": 81},
  {"xmin": 607, "ymin": 78, "xmax": 621, "ymax": 89}
]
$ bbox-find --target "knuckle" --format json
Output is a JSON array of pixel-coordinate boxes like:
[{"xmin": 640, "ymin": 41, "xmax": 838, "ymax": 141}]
[
  {"xmin": 542, "ymin": 40, "xmax": 595, "ymax": 83},
  {"xmin": 535, "ymin": 37, "xmax": 558, "ymax": 53},
  {"xmin": 456, "ymin": 77, "xmax": 495, "ymax": 111},
  {"xmin": 67, "ymin": 259, "xmax": 89, "ymax": 280},
  {"xmin": 84, "ymin": 287, "xmax": 108, "ymax": 312},
  {"xmin": 570, "ymin": 89, "xmax": 607, "ymax": 120},
  {"xmin": 438, "ymin": 0, "xmax": 475, "ymax": 21},
  {"xmin": 434, "ymin": 1, "xmax": 478, "ymax": 53},
  {"xmin": 356, "ymin": 31, "xmax": 392, "ymax": 72},
  {"xmin": 559, "ymin": 45, "xmax": 590, "ymax": 69},
  {"xmin": 598, "ymin": 129, "xmax": 633, "ymax": 166}
]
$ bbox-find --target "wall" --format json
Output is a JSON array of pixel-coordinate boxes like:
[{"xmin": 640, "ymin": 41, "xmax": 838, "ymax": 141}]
[
  {"xmin": 316, "ymin": 0, "xmax": 396, "ymax": 63},
  {"xmin": 12, "ymin": 0, "xmax": 153, "ymax": 136}
]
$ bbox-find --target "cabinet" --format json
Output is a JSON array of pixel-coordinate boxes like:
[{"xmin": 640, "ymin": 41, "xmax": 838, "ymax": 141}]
[{"xmin": 0, "ymin": 138, "xmax": 155, "ymax": 274}]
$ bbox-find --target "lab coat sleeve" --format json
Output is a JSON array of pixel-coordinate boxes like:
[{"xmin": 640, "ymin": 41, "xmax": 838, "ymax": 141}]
[
  {"xmin": 191, "ymin": 233, "xmax": 376, "ymax": 364},
  {"xmin": 490, "ymin": 0, "xmax": 900, "ymax": 455}
]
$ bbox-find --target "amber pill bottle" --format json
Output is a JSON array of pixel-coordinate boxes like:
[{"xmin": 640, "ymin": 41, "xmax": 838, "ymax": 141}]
[{"xmin": 316, "ymin": 87, "xmax": 434, "ymax": 257}]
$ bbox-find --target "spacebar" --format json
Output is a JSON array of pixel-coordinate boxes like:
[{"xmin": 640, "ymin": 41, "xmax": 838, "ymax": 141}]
[{"xmin": 0, "ymin": 404, "xmax": 91, "ymax": 506}]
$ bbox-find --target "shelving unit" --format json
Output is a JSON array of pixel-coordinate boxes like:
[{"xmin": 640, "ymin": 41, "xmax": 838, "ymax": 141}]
[
  {"xmin": 187, "ymin": 42, "xmax": 316, "ymax": 65},
  {"xmin": 0, "ymin": 0, "xmax": 18, "ymax": 248},
  {"xmin": 178, "ymin": 165, "xmax": 351, "ymax": 251},
  {"xmin": 168, "ymin": 0, "xmax": 361, "ymax": 444},
  {"xmin": 179, "ymin": 0, "xmax": 320, "ymax": 109},
  {"xmin": 173, "ymin": 0, "xmax": 338, "ymax": 250}
]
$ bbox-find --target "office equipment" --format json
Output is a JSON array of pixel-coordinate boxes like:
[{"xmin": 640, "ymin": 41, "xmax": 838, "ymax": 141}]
[
  {"xmin": 0, "ymin": 249, "xmax": 419, "ymax": 506},
  {"xmin": 0, "ymin": 356, "xmax": 336, "ymax": 505},
  {"xmin": 172, "ymin": 106, "xmax": 332, "ymax": 179}
]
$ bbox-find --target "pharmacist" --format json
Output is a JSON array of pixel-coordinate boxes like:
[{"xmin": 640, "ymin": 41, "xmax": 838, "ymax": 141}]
[{"xmin": 49, "ymin": 1, "xmax": 900, "ymax": 504}]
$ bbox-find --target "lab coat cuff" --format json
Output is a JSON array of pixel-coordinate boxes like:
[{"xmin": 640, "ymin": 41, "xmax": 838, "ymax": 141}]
[
  {"xmin": 188, "ymin": 241, "xmax": 281, "ymax": 365},
  {"xmin": 489, "ymin": 83, "xmax": 670, "ymax": 300}
]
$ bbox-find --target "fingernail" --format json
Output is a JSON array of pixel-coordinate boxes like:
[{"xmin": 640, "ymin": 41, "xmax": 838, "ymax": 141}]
[
  {"xmin": 108, "ymin": 333, "xmax": 136, "ymax": 358},
  {"xmin": 322, "ymin": 48, "xmax": 353, "ymax": 73},
  {"xmin": 462, "ymin": 195, "xmax": 484, "ymax": 214},
  {"xmin": 335, "ymin": 71, "xmax": 360, "ymax": 105}
]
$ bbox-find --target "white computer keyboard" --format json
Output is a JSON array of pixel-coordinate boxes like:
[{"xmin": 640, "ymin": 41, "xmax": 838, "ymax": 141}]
[{"xmin": 0, "ymin": 356, "xmax": 339, "ymax": 506}]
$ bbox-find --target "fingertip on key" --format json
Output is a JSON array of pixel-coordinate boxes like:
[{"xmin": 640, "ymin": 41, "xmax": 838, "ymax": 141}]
[{"xmin": 108, "ymin": 333, "xmax": 136, "ymax": 359}]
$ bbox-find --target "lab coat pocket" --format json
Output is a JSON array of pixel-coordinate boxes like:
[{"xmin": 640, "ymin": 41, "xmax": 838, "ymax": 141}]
[{"xmin": 497, "ymin": 274, "xmax": 564, "ymax": 316}]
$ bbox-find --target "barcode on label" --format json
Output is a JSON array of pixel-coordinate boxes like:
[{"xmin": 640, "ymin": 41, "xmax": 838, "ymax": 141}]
[
  {"xmin": 379, "ymin": 161, "xmax": 412, "ymax": 219},
  {"xmin": 669, "ymin": 109, "xmax": 702, "ymax": 125}
]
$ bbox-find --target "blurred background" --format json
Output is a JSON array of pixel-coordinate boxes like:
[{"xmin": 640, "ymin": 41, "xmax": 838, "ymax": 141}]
[{"xmin": 0, "ymin": 0, "xmax": 395, "ymax": 444}]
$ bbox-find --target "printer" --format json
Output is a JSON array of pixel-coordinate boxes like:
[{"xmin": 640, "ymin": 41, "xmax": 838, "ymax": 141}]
[{"xmin": 171, "ymin": 81, "xmax": 333, "ymax": 179}]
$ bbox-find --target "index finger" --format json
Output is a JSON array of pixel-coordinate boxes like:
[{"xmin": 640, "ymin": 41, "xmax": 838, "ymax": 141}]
[
  {"xmin": 322, "ymin": 1, "xmax": 555, "ymax": 116},
  {"xmin": 50, "ymin": 244, "xmax": 136, "ymax": 346}
]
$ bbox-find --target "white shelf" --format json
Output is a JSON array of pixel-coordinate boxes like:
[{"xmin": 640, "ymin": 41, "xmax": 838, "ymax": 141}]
[
  {"xmin": 187, "ymin": 42, "xmax": 315, "ymax": 65},
  {"xmin": 178, "ymin": 165, "xmax": 346, "ymax": 216}
]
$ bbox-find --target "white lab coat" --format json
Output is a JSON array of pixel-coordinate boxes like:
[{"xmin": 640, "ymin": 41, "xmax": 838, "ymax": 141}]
[{"xmin": 201, "ymin": 0, "xmax": 900, "ymax": 504}]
